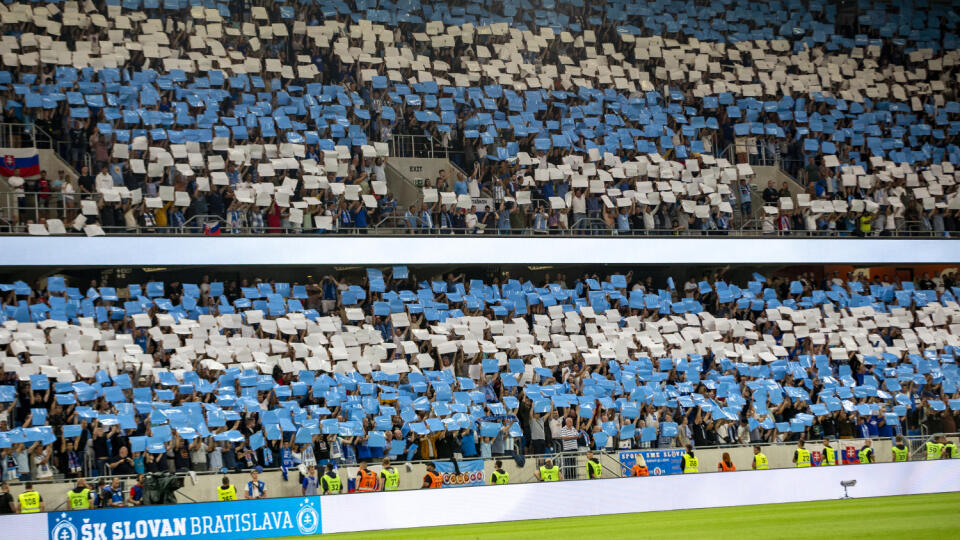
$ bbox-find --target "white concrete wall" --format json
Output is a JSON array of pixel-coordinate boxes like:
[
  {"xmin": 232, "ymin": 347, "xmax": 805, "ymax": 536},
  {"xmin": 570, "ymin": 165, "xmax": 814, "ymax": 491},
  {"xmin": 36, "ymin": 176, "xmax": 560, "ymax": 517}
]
[
  {"xmin": 23, "ymin": 436, "xmax": 956, "ymax": 511},
  {"xmin": 3, "ymin": 458, "xmax": 958, "ymax": 539},
  {"xmin": 320, "ymin": 459, "xmax": 960, "ymax": 534},
  {"xmin": 3, "ymin": 237, "xmax": 960, "ymax": 265},
  {"xmin": 38, "ymin": 149, "xmax": 78, "ymax": 181},
  {"xmin": 384, "ymin": 157, "xmax": 460, "ymax": 208}
]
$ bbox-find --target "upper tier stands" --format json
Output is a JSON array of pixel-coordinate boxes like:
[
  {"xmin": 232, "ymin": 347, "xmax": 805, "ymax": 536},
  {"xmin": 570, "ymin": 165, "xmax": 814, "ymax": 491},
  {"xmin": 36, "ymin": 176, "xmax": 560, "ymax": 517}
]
[
  {"xmin": 0, "ymin": 267, "xmax": 958, "ymax": 479},
  {"xmin": 1, "ymin": 0, "xmax": 960, "ymax": 236}
]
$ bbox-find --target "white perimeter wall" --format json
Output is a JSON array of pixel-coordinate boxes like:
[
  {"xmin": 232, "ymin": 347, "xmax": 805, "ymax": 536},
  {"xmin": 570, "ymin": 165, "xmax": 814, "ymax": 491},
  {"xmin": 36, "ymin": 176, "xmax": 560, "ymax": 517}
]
[
  {"xmin": 18, "ymin": 436, "xmax": 955, "ymax": 511},
  {"xmin": 0, "ymin": 237, "xmax": 958, "ymax": 265},
  {"xmin": 319, "ymin": 460, "xmax": 960, "ymax": 534},
  {"xmin": 0, "ymin": 460, "xmax": 957, "ymax": 538}
]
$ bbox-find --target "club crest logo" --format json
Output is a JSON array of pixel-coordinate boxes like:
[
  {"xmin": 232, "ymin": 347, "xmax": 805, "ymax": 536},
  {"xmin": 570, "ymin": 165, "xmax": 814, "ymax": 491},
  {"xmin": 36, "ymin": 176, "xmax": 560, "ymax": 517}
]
[
  {"xmin": 296, "ymin": 498, "xmax": 320, "ymax": 534},
  {"xmin": 50, "ymin": 513, "xmax": 78, "ymax": 540}
]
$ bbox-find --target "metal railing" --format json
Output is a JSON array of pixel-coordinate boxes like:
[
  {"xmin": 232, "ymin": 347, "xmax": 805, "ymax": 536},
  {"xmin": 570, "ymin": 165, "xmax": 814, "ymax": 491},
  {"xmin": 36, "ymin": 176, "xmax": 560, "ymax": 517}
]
[
  {"xmin": 9, "ymin": 433, "xmax": 958, "ymax": 508},
  {"xmin": 0, "ymin": 122, "xmax": 84, "ymax": 176},
  {"xmin": 0, "ymin": 193, "xmax": 952, "ymax": 238},
  {"xmin": 724, "ymin": 142, "xmax": 804, "ymax": 184},
  {"xmin": 2, "ymin": 223, "xmax": 951, "ymax": 238},
  {"xmin": 391, "ymin": 134, "xmax": 441, "ymax": 159},
  {"xmin": 0, "ymin": 123, "xmax": 38, "ymax": 149}
]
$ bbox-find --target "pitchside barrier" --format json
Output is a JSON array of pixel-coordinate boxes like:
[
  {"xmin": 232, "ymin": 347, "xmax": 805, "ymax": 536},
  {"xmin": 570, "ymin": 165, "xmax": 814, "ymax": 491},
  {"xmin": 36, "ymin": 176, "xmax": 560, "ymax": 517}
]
[
  {"xmin": 7, "ymin": 436, "xmax": 943, "ymax": 509},
  {"xmin": 4, "ymin": 460, "xmax": 959, "ymax": 540},
  {"xmin": 8, "ymin": 436, "xmax": 956, "ymax": 512},
  {"xmin": 1, "ymin": 237, "xmax": 959, "ymax": 265}
]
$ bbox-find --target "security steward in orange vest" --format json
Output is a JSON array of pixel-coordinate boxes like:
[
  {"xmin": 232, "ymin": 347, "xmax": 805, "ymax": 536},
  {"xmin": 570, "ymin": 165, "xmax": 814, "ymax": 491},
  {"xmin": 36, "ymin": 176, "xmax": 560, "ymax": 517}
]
[
  {"xmin": 422, "ymin": 462, "xmax": 443, "ymax": 489},
  {"xmin": 630, "ymin": 456, "xmax": 649, "ymax": 476},
  {"xmin": 717, "ymin": 452, "xmax": 736, "ymax": 471},
  {"xmin": 356, "ymin": 461, "xmax": 378, "ymax": 492}
]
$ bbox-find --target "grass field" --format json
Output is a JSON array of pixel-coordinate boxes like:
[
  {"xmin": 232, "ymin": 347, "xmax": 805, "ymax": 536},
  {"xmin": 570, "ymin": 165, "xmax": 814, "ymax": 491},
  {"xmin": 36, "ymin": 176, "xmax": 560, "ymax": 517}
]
[{"xmin": 270, "ymin": 492, "xmax": 960, "ymax": 540}]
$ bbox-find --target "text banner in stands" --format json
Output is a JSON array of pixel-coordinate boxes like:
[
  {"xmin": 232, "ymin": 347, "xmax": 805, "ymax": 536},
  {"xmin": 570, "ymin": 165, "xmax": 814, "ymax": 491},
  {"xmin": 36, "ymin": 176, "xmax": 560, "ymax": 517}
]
[
  {"xmin": 435, "ymin": 460, "xmax": 486, "ymax": 488},
  {"xmin": 0, "ymin": 237, "xmax": 959, "ymax": 266},
  {"xmin": 619, "ymin": 449, "xmax": 686, "ymax": 476}
]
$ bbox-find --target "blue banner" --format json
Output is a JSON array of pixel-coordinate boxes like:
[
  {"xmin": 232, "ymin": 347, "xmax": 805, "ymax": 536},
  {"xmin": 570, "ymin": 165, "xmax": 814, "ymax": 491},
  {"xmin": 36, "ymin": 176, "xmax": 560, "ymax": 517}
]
[
  {"xmin": 47, "ymin": 496, "xmax": 320, "ymax": 540},
  {"xmin": 434, "ymin": 459, "xmax": 485, "ymax": 487},
  {"xmin": 619, "ymin": 449, "xmax": 685, "ymax": 476}
]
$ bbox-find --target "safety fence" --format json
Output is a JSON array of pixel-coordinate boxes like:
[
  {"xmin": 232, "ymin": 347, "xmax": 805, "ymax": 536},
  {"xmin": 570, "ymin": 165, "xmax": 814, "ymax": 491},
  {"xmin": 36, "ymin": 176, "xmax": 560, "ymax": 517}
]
[
  {"xmin": 0, "ymin": 192, "xmax": 947, "ymax": 238},
  {"xmin": 0, "ymin": 122, "xmax": 85, "ymax": 173},
  {"xmin": 8, "ymin": 433, "xmax": 956, "ymax": 514}
]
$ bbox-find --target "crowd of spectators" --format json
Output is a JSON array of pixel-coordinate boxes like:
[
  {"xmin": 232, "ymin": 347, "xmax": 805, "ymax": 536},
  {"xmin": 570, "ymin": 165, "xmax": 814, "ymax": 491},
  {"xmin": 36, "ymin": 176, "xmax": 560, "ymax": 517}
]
[
  {"xmin": 0, "ymin": 266, "xmax": 958, "ymax": 482},
  {"xmin": 0, "ymin": 0, "xmax": 958, "ymax": 235}
]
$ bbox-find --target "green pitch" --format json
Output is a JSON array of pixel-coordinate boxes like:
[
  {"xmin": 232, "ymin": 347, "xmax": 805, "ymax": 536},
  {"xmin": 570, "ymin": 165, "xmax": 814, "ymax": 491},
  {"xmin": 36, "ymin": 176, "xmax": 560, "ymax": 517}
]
[{"xmin": 269, "ymin": 492, "xmax": 960, "ymax": 539}]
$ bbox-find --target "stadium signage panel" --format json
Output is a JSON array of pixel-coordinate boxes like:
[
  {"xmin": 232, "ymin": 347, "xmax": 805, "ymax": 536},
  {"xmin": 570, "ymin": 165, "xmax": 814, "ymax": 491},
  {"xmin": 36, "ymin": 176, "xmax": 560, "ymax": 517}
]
[
  {"xmin": 619, "ymin": 449, "xmax": 685, "ymax": 476},
  {"xmin": 46, "ymin": 497, "xmax": 319, "ymax": 540},
  {"xmin": 318, "ymin": 461, "xmax": 960, "ymax": 534},
  {"xmin": 435, "ymin": 459, "xmax": 486, "ymax": 487}
]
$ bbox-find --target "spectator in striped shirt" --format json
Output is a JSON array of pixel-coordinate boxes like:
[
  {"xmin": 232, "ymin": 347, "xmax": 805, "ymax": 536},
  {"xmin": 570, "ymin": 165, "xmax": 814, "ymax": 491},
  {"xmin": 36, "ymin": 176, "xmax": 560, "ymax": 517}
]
[{"xmin": 559, "ymin": 417, "xmax": 580, "ymax": 478}]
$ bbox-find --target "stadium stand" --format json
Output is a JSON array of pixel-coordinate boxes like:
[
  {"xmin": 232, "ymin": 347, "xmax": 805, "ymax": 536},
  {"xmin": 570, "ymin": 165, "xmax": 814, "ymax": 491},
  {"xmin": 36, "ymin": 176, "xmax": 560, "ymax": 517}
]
[
  {"xmin": 0, "ymin": 0, "xmax": 958, "ymax": 235},
  {"xmin": 0, "ymin": 267, "xmax": 958, "ymax": 487}
]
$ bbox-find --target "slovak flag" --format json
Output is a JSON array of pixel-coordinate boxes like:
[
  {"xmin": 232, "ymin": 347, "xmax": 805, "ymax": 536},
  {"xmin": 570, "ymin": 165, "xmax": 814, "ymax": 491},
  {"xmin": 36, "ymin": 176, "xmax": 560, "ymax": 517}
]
[
  {"xmin": 203, "ymin": 221, "xmax": 222, "ymax": 236},
  {"xmin": 0, "ymin": 148, "xmax": 40, "ymax": 177}
]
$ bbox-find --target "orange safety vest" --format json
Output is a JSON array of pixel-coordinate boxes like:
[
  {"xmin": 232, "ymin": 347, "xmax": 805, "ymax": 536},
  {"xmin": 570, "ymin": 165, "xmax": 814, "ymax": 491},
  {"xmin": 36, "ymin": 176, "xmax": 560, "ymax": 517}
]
[
  {"xmin": 718, "ymin": 461, "xmax": 736, "ymax": 472},
  {"xmin": 630, "ymin": 464, "xmax": 649, "ymax": 477},
  {"xmin": 357, "ymin": 470, "xmax": 378, "ymax": 492},
  {"xmin": 426, "ymin": 472, "xmax": 443, "ymax": 488}
]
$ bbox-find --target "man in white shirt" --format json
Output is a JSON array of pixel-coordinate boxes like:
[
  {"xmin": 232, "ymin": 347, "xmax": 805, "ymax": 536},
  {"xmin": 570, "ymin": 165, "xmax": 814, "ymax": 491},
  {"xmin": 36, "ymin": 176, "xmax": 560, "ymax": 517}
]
[
  {"xmin": 372, "ymin": 157, "xmax": 386, "ymax": 183},
  {"xmin": 95, "ymin": 165, "xmax": 113, "ymax": 193},
  {"xmin": 465, "ymin": 206, "xmax": 478, "ymax": 233},
  {"xmin": 570, "ymin": 188, "xmax": 587, "ymax": 230}
]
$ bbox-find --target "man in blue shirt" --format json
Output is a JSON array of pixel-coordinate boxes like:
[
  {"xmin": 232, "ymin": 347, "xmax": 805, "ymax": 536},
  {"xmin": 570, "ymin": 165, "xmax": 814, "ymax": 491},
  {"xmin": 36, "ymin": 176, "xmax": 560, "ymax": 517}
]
[
  {"xmin": 855, "ymin": 416, "xmax": 870, "ymax": 439},
  {"xmin": 419, "ymin": 202, "xmax": 435, "ymax": 232},
  {"xmin": 452, "ymin": 174, "xmax": 468, "ymax": 196},
  {"xmin": 585, "ymin": 195, "xmax": 601, "ymax": 233},
  {"xmin": 542, "ymin": 181, "xmax": 555, "ymax": 199},
  {"xmin": 352, "ymin": 202, "xmax": 368, "ymax": 231},
  {"xmin": 301, "ymin": 465, "xmax": 319, "ymax": 496},
  {"xmin": 104, "ymin": 477, "xmax": 125, "ymax": 507},
  {"xmin": 738, "ymin": 179, "xmax": 752, "ymax": 216},
  {"xmin": 496, "ymin": 201, "xmax": 513, "ymax": 234},
  {"xmin": 245, "ymin": 469, "xmax": 266, "ymax": 499},
  {"xmin": 616, "ymin": 206, "xmax": 631, "ymax": 233},
  {"xmin": 404, "ymin": 205, "xmax": 419, "ymax": 230}
]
